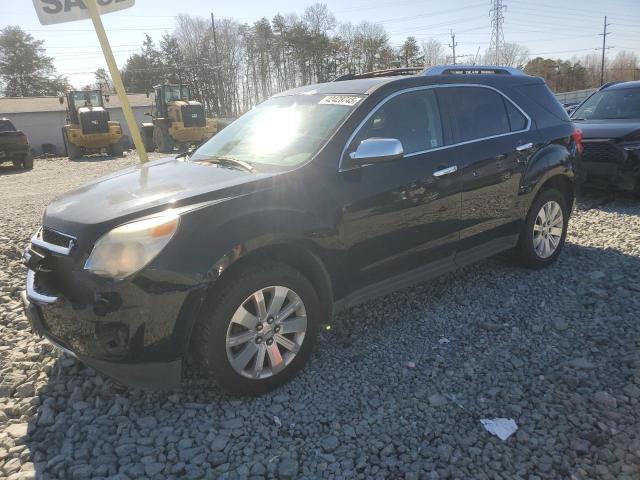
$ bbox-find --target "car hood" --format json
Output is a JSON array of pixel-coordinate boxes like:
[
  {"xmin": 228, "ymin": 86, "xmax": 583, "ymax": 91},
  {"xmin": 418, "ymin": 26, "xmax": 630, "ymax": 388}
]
[
  {"xmin": 573, "ymin": 119, "xmax": 640, "ymax": 141},
  {"xmin": 45, "ymin": 157, "xmax": 276, "ymax": 227}
]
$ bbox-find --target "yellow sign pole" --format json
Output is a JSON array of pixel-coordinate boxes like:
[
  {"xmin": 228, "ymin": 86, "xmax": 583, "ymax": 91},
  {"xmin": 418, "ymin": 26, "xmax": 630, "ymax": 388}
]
[{"xmin": 85, "ymin": 0, "xmax": 148, "ymax": 163}]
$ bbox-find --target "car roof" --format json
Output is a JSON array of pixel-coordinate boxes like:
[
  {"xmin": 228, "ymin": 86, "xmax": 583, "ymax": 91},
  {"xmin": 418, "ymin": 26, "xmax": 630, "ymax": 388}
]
[
  {"xmin": 602, "ymin": 80, "xmax": 640, "ymax": 91},
  {"xmin": 274, "ymin": 72, "xmax": 543, "ymax": 97}
]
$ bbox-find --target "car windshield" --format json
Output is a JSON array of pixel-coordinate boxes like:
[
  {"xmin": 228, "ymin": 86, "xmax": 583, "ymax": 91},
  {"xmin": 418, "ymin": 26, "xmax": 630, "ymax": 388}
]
[
  {"xmin": 72, "ymin": 91, "xmax": 101, "ymax": 107},
  {"xmin": 572, "ymin": 87, "xmax": 640, "ymax": 120},
  {"xmin": 191, "ymin": 94, "xmax": 362, "ymax": 167}
]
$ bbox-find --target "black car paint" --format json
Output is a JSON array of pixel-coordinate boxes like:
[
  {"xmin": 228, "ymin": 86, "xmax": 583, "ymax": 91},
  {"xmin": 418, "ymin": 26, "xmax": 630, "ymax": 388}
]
[
  {"xmin": 570, "ymin": 82, "xmax": 640, "ymax": 191},
  {"xmin": 22, "ymin": 73, "xmax": 577, "ymax": 389}
]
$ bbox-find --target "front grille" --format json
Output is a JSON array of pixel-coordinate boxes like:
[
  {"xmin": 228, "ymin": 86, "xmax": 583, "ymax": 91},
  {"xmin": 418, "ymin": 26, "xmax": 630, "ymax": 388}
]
[
  {"xmin": 80, "ymin": 110, "xmax": 109, "ymax": 134},
  {"xmin": 41, "ymin": 227, "xmax": 74, "ymax": 250},
  {"xmin": 582, "ymin": 141, "xmax": 623, "ymax": 164},
  {"xmin": 181, "ymin": 104, "xmax": 206, "ymax": 128}
]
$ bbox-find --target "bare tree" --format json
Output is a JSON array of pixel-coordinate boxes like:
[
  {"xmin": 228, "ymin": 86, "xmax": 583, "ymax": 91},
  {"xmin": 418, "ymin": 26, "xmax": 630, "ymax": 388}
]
[{"xmin": 421, "ymin": 39, "xmax": 445, "ymax": 67}]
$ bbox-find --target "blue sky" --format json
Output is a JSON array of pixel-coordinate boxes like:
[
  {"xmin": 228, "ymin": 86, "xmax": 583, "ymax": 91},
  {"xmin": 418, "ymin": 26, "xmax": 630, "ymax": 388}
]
[{"xmin": 2, "ymin": 0, "xmax": 639, "ymax": 88}]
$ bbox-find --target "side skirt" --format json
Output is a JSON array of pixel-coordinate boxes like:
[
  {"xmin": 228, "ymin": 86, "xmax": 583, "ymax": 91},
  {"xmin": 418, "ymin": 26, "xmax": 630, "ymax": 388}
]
[{"xmin": 333, "ymin": 234, "xmax": 519, "ymax": 315}]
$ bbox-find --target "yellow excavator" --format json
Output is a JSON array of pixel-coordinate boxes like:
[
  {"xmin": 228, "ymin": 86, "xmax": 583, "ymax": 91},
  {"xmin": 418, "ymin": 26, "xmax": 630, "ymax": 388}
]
[
  {"xmin": 60, "ymin": 90, "xmax": 123, "ymax": 160},
  {"xmin": 141, "ymin": 84, "xmax": 219, "ymax": 153}
]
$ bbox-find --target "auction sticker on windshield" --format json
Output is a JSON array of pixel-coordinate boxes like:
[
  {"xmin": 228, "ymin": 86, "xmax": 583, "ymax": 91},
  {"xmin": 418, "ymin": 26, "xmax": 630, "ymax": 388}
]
[{"xmin": 319, "ymin": 95, "xmax": 361, "ymax": 106}]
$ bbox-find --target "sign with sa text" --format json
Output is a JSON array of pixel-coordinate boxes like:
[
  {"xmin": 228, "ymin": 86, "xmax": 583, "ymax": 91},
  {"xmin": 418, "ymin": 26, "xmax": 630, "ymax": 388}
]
[{"xmin": 32, "ymin": 0, "xmax": 135, "ymax": 25}]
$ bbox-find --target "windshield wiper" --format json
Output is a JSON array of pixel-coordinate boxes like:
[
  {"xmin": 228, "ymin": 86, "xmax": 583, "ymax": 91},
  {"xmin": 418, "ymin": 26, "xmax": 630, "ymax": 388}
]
[{"xmin": 195, "ymin": 155, "xmax": 255, "ymax": 172}]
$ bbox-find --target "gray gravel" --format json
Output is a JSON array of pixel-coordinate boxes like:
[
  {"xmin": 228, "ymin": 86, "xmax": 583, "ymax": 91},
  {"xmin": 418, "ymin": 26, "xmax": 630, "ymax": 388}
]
[{"xmin": 1, "ymin": 155, "xmax": 640, "ymax": 480}]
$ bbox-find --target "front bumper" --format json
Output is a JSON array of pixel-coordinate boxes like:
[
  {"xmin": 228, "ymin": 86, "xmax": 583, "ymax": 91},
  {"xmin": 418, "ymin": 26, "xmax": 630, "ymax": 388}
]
[
  {"xmin": 21, "ymin": 228, "xmax": 208, "ymax": 390},
  {"xmin": 580, "ymin": 140, "xmax": 640, "ymax": 190},
  {"xmin": 21, "ymin": 288, "xmax": 183, "ymax": 390}
]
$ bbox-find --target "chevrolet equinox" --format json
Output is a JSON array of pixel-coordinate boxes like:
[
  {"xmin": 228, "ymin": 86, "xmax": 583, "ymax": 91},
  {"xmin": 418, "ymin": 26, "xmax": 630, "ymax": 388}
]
[{"xmin": 22, "ymin": 65, "xmax": 581, "ymax": 395}]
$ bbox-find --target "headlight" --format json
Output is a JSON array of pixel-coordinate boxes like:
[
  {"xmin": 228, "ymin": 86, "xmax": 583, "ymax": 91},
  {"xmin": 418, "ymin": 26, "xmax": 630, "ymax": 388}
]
[{"xmin": 84, "ymin": 213, "xmax": 179, "ymax": 279}]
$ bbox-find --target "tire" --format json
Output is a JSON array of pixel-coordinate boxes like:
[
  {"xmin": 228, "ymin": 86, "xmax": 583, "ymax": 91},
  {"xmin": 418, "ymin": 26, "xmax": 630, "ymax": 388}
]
[
  {"xmin": 22, "ymin": 153, "xmax": 33, "ymax": 170},
  {"xmin": 142, "ymin": 127, "xmax": 155, "ymax": 152},
  {"xmin": 108, "ymin": 139, "xmax": 124, "ymax": 157},
  {"xmin": 515, "ymin": 188, "xmax": 569, "ymax": 269},
  {"xmin": 63, "ymin": 127, "xmax": 82, "ymax": 160},
  {"xmin": 193, "ymin": 261, "xmax": 321, "ymax": 395},
  {"xmin": 153, "ymin": 124, "xmax": 174, "ymax": 153}
]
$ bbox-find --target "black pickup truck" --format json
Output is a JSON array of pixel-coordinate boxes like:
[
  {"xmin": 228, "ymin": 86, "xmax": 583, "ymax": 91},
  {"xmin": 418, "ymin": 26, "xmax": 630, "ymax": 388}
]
[{"xmin": 0, "ymin": 118, "xmax": 33, "ymax": 170}]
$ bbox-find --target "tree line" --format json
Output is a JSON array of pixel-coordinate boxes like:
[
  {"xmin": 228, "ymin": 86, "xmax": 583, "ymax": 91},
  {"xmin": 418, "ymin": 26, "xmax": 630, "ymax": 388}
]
[{"xmin": 1, "ymin": 3, "xmax": 639, "ymax": 109}]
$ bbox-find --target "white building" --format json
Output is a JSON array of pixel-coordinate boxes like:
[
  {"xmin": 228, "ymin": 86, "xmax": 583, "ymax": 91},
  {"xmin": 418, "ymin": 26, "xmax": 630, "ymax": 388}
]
[{"xmin": 0, "ymin": 94, "xmax": 151, "ymax": 155}]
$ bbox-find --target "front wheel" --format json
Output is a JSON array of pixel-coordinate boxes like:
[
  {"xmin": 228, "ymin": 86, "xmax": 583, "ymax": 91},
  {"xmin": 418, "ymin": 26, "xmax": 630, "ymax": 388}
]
[
  {"xmin": 515, "ymin": 188, "xmax": 569, "ymax": 269},
  {"xmin": 193, "ymin": 262, "xmax": 320, "ymax": 395}
]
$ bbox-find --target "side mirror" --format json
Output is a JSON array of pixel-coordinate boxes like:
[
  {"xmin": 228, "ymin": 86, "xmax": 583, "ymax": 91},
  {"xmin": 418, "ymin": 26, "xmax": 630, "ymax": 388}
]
[{"xmin": 348, "ymin": 138, "xmax": 404, "ymax": 165}]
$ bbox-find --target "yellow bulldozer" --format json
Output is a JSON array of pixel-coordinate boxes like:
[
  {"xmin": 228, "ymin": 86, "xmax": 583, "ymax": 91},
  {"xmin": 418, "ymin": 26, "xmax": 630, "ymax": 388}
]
[
  {"xmin": 141, "ymin": 84, "xmax": 219, "ymax": 153},
  {"xmin": 60, "ymin": 90, "xmax": 124, "ymax": 160}
]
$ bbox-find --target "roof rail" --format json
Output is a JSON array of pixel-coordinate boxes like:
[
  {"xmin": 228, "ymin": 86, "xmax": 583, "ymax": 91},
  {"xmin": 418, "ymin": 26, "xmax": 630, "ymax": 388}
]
[
  {"xmin": 422, "ymin": 65, "xmax": 526, "ymax": 76},
  {"xmin": 332, "ymin": 67, "xmax": 424, "ymax": 82},
  {"xmin": 598, "ymin": 81, "xmax": 624, "ymax": 91}
]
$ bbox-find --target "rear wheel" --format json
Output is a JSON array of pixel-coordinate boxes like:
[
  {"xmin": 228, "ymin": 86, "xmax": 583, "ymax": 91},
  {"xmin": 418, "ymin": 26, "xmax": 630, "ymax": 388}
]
[
  {"xmin": 108, "ymin": 139, "xmax": 124, "ymax": 157},
  {"xmin": 22, "ymin": 153, "xmax": 33, "ymax": 170},
  {"xmin": 154, "ymin": 124, "xmax": 174, "ymax": 153},
  {"xmin": 515, "ymin": 188, "xmax": 569, "ymax": 269},
  {"xmin": 141, "ymin": 125, "xmax": 155, "ymax": 152},
  {"xmin": 193, "ymin": 262, "xmax": 320, "ymax": 395}
]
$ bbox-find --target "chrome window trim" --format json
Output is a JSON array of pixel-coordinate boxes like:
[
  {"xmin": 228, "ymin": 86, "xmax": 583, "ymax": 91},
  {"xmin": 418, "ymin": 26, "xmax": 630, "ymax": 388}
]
[
  {"xmin": 31, "ymin": 227, "xmax": 75, "ymax": 256},
  {"xmin": 338, "ymin": 83, "xmax": 532, "ymax": 172}
]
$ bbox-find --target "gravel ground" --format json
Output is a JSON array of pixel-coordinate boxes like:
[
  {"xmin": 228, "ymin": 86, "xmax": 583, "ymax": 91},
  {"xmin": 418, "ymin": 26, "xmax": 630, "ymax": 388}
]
[{"xmin": 1, "ymin": 155, "xmax": 639, "ymax": 480}]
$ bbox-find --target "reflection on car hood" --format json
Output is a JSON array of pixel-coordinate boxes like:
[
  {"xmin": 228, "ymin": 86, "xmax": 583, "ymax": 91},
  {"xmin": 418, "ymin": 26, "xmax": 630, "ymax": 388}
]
[
  {"xmin": 45, "ymin": 157, "xmax": 275, "ymax": 226},
  {"xmin": 574, "ymin": 119, "xmax": 640, "ymax": 141}
]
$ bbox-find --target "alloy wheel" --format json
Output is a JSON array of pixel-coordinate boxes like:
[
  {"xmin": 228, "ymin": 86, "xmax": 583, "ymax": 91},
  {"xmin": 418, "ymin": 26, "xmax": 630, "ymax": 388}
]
[
  {"xmin": 225, "ymin": 286, "xmax": 307, "ymax": 379},
  {"xmin": 532, "ymin": 200, "xmax": 564, "ymax": 259}
]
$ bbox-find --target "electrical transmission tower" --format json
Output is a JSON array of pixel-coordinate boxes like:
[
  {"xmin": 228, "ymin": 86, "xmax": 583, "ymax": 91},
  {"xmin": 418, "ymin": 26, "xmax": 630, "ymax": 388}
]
[{"xmin": 489, "ymin": 0, "xmax": 506, "ymax": 65}]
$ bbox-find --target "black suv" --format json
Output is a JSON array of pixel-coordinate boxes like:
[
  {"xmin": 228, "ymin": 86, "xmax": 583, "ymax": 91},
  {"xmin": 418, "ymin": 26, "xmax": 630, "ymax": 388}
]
[
  {"xmin": 570, "ymin": 80, "xmax": 640, "ymax": 192},
  {"xmin": 22, "ymin": 65, "xmax": 580, "ymax": 395}
]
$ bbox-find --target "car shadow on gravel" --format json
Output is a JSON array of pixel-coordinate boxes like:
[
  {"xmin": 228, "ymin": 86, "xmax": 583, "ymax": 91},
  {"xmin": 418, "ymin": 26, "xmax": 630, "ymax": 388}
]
[
  {"xmin": 16, "ymin": 241, "xmax": 640, "ymax": 479},
  {"xmin": 0, "ymin": 164, "xmax": 31, "ymax": 177}
]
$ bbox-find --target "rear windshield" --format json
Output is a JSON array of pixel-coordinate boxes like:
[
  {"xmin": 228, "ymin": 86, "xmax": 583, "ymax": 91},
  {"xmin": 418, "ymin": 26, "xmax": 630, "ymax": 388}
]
[
  {"xmin": 572, "ymin": 87, "xmax": 640, "ymax": 120},
  {"xmin": 0, "ymin": 120, "xmax": 16, "ymax": 132}
]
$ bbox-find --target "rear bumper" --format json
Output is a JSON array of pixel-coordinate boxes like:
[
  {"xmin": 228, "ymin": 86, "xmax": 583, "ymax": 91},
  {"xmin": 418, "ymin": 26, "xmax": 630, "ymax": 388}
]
[
  {"xmin": 0, "ymin": 147, "xmax": 29, "ymax": 162},
  {"xmin": 21, "ymin": 290, "xmax": 183, "ymax": 390}
]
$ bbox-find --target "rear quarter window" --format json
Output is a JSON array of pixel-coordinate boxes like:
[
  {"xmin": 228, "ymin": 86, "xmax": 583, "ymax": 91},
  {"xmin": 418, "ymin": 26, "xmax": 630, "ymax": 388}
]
[{"xmin": 513, "ymin": 83, "xmax": 569, "ymax": 121}]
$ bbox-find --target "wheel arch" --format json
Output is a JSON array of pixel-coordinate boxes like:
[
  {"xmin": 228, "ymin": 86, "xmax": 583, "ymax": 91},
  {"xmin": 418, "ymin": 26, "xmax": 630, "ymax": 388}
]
[{"xmin": 184, "ymin": 240, "xmax": 336, "ymax": 361}]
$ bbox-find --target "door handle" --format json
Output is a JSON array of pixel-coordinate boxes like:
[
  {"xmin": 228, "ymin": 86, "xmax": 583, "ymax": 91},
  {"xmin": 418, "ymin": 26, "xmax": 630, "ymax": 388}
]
[
  {"xmin": 433, "ymin": 165, "xmax": 458, "ymax": 177},
  {"xmin": 516, "ymin": 142, "xmax": 534, "ymax": 152}
]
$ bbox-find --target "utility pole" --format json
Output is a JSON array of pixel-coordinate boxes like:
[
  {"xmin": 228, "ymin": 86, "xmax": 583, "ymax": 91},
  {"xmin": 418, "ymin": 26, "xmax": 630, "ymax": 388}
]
[
  {"xmin": 449, "ymin": 30, "xmax": 458, "ymax": 65},
  {"xmin": 210, "ymin": 13, "xmax": 224, "ymax": 115},
  {"xmin": 598, "ymin": 16, "xmax": 612, "ymax": 86}
]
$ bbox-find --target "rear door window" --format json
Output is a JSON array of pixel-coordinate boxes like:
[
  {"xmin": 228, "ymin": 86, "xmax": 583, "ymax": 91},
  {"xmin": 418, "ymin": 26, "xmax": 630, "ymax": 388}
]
[
  {"xmin": 351, "ymin": 89, "xmax": 444, "ymax": 155},
  {"xmin": 442, "ymin": 87, "xmax": 513, "ymax": 143}
]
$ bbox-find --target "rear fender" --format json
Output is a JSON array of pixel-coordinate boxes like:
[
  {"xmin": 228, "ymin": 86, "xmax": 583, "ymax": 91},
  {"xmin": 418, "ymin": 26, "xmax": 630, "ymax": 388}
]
[{"xmin": 519, "ymin": 142, "xmax": 576, "ymax": 216}]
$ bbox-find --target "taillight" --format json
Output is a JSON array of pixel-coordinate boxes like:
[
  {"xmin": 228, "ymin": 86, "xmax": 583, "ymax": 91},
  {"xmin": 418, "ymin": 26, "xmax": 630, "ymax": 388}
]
[
  {"xmin": 572, "ymin": 128, "xmax": 583, "ymax": 155},
  {"xmin": 19, "ymin": 134, "xmax": 28, "ymax": 145}
]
